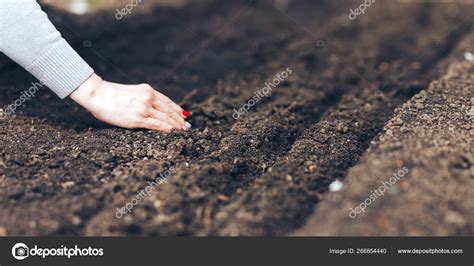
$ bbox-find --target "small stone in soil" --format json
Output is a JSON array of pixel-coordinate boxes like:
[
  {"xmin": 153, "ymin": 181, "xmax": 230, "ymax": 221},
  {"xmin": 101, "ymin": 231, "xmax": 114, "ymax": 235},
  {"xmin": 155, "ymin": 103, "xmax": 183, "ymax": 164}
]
[
  {"xmin": 464, "ymin": 52, "xmax": 473, "ymax": 61},
  {"xmin": 329, "ymin": 180, "xmax": 343, "ymax": 192}
]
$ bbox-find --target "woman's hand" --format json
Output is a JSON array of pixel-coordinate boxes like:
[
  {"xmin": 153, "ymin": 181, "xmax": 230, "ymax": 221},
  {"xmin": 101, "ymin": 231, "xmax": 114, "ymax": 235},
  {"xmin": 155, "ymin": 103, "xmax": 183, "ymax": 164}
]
[{"xmin": 70, "ymin": 74, "xmax": 191, "ymax": 132}]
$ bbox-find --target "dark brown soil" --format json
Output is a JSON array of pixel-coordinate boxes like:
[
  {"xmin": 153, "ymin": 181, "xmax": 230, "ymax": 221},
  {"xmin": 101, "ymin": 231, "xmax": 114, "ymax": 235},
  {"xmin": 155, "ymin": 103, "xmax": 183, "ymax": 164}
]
[
  {"xmin": 0, "ymin": 0, "xmax": 472, "ymax": 236},
  {"xmin": 294, "ymin": 60, "xmax": 474, "ymax": 236}
]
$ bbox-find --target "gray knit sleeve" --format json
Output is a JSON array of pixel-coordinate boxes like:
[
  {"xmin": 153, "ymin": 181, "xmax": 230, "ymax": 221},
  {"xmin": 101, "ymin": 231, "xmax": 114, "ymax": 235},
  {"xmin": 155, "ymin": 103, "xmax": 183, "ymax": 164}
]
[{"xmin": 0, "ymin": 0, "xmax": 94, "ymax": 99}]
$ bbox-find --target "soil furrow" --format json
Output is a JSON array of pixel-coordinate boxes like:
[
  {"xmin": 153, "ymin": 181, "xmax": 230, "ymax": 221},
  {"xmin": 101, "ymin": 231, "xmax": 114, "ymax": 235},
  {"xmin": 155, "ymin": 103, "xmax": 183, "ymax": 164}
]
[
  {"xmin": 206, "ymin": 86, "xmax": 408, "ymax": 235},
  {"xmin": 294, "ymin": 60, "xmax": 474, "ymax": 236}
]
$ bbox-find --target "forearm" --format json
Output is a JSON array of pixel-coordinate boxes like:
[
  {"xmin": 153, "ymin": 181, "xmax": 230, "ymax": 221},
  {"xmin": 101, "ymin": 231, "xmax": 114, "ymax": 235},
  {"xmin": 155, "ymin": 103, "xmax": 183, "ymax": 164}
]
[{"xmin": 0, "ymin": 0, "xmax": 93, "ymax": 98}]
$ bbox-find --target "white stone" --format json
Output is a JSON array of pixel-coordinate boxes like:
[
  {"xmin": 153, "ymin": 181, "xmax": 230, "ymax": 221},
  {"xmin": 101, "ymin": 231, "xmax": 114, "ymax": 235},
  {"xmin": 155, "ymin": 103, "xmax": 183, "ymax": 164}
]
[
  {"xmin": 329, "ymin": 180, "xmax": 343, "ymax": 192},
  {"xmin": 464, "ymin": 52, "xmax": 474, "ymax": 61}
]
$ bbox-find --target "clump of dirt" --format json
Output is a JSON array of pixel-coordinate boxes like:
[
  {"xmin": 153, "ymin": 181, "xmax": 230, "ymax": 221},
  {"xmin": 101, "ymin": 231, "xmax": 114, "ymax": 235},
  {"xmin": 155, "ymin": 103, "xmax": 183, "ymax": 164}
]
[{"xmin": 0, "ymin": 0, "xmax": 472, "ymax": 236}]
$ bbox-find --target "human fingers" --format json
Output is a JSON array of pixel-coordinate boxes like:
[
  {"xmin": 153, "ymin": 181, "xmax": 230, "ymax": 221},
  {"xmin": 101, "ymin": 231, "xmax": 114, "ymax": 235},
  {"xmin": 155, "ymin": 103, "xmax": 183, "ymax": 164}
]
[
  {"xmin": 153, "ymin": 91, "xmax": 188, "ymax": 119},
  {"xmin": 140, "ymin": 117, "xmax": 175, "ymax": 132},
  {"xmin": 151, "ymin": 98, "xmax": 187, "ymax": 127},
  {"xmin": 147, "ymin": 109, "xmax": 184, "ymax": 130}
]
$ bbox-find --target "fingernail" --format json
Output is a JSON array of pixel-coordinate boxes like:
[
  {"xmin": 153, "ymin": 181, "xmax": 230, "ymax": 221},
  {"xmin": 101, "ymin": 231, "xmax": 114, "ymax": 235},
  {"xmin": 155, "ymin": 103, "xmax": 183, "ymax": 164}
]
[
  {"xmin": 182, "ymin": 110, "xmax": 189, "ymax": 118},
  {"xmin": 181, "ymin": 122, "xmax": 192, "ymax": 131}
]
